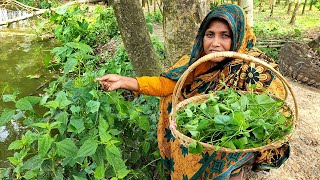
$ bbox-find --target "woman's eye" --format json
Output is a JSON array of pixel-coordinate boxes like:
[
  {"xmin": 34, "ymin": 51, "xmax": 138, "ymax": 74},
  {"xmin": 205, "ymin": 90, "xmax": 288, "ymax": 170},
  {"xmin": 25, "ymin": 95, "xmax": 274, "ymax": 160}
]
[
  {"xmin": 206, "ymin": 33, "xmax": 213, "ymax": 38},
  {"xmin": 222, "ymin": 34, "xmax": 230, "ymax": 38}
]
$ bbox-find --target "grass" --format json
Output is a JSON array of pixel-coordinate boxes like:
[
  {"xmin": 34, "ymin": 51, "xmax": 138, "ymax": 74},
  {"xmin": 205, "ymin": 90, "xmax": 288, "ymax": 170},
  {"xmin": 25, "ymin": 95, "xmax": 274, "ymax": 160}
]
[{"xmin": 253, "ymin": 2, "xmax": 320, "ymax": 40}]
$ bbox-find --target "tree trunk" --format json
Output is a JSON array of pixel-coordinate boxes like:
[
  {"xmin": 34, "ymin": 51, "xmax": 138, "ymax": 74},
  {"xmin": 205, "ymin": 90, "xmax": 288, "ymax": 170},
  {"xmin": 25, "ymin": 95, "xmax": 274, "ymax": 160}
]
[
  {"xmin": 238, "ymin": 0, "xmax": 254, "ymax": 26},
  {"xmin": 270, "ymin": 0, "xmax": 276, "ymax": 17},
  {"xmin": 162, "ymin": 0, "xmax": 209, "ymax": 69},
  {"xmin": 302, "ymin": 0, "xmax": 308, "ymax": 14},
  {"xmin": 289, "ymin": 0, "xmax": 300, "ymax": 24},
  {"xmin": 113, "ymin": 0, "xmax": 162, "ymax": 76},
  {"xmin": 309, "ymin": 0, "xmax": 313, "ymax": 10},
  {"xmin": 287, "ymin": 1, "xmax": 294, "ymax": 15}
]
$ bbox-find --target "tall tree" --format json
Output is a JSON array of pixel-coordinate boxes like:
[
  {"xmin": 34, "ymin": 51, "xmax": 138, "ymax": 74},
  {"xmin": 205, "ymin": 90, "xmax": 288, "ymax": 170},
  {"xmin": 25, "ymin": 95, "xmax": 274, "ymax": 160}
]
[
  {"xmin": 238, "ymin": 0, "xmax": 254, "ymax": 26},
  {"xmin": 113, "ymin": 0, "xmax": 162, "ymax": 76},
  {"xmin": 289, "ymin": 0, "xmax": 301, "ymax": 24},
  {"xmin": 270, "ymin": 0, "xmax": 276, "ymax": 17},
  {"xmin": 309, "ymin": 0, "xmax": 314, "ymax": 10},
  {"xmin": 162, "ymin": 0, "xmax": 210, "ymax": 69},
  {"xmin": 287, "ymin": 0, "xmax": 294, "ymax": 14},
  {"xmin": 302, "ymin": 0, "xmax": 308, "ymax": 14}
]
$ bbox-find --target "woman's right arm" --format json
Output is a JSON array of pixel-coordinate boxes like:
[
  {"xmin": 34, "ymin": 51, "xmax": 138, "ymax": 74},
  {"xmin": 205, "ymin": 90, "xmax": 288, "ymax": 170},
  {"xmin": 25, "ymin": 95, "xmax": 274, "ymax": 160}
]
[{"xmin": 96, "ymin": 74, "xmax": 177, "ymax": 97}]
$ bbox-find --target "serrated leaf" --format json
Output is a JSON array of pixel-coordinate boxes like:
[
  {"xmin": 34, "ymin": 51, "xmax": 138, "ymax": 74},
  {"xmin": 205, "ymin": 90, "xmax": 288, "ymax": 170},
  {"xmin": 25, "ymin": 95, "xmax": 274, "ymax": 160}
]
[
  {"xmin": 45, "ymin": 100, "xmax": 59, "ymax": 109},
  {"xmin": 23, "ymin": 155, "xmax": 43, "ymax": 170},
  {"xmin": 8, "ymin": 140, "xmax": 23, "ymax": 150},
  {"xmin": 16, "ymin": 98, "xmax": 33, "ymax": 111},
  {"xmin": 86, "ymin": 100, "xmax": 100, "ymax": 113},
  {"xmin": 137, "ymin": 116, "xmax": 150, "ymax": 131},
  {"xmin": 94, "ymin": 162, "xmax": 105, "ymax": 180},
  {"xmin": 105, "ymin": 147, "xmax": 129, "ymax": 179},
  {"xmin": 141, "ymin": 142, "xmax": 150, "ymax": 154},
  {"xmin": 56, "ymin": 138, "xmax": 78, "ymax": 157},
  {"xmin": 64, "ymin": 58, "xmax": 78, "ymax": 74},
  {"xmin": 66, "ymin": 42, "xmax": 93, "ymax": 53},
  {"xmin": 77, "ymin": 139, "xmax": 98, "ymax": 157},
  {"xmin": 23, "ymin": 170, "xmax": 37, "ymax": 179},
  {"xmin": 38, "ymin": 134, "xmax": 54, "ymax": 159},
  {"xmin": 0, "ymin": 109, "xmax": 15, "ymax": 126}
]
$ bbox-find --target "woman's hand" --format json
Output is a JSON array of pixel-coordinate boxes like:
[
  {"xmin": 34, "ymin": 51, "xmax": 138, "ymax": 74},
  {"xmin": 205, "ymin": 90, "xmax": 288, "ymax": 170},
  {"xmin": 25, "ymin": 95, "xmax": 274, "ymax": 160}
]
[{"xmin": 96, "ymin": 74, "xmax": 139, "ymax": 91}]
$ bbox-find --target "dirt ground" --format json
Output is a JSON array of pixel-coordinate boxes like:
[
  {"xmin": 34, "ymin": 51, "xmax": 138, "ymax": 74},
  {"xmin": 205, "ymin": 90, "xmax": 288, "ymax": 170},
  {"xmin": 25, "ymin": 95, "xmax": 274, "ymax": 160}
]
[{"xmin": 245, "ymin": 79, "xmax": 320, "ymax": 179}]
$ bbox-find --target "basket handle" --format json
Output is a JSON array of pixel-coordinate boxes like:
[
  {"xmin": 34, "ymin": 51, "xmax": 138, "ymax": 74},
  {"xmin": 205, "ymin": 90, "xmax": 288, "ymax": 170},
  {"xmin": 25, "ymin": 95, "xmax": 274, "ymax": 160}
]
[{"xmin": 171, "ymin": 51, "xmax": 298, "ymax": 129}]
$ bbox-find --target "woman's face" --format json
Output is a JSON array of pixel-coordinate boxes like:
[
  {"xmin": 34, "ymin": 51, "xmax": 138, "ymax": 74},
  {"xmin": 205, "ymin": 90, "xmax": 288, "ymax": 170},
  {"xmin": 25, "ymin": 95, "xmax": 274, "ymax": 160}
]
[{"xmin": 203, "ymin": 19, "xmax": 232, "ymax": 62}]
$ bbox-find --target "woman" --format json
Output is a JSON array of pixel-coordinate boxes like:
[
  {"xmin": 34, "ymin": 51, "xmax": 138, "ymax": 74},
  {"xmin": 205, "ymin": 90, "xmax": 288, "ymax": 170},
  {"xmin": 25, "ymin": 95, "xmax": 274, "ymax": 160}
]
[{"xmin": 96, "ymin": 4, "xmax": 290, "ymax": 180}]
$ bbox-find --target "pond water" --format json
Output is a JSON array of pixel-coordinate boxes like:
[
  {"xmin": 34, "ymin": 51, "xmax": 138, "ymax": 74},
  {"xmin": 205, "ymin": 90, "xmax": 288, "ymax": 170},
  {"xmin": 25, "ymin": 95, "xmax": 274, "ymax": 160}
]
[{"xmin": 0, "ymin": 32, "xmax": 55, "ymax": 168}]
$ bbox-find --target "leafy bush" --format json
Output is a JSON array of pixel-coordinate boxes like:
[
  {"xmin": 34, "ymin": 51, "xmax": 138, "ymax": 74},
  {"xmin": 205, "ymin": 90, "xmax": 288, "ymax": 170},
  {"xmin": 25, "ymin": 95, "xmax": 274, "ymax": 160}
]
[{"xmin": 0, "ymin": 4, "xmax": 162, "ymax": 179}]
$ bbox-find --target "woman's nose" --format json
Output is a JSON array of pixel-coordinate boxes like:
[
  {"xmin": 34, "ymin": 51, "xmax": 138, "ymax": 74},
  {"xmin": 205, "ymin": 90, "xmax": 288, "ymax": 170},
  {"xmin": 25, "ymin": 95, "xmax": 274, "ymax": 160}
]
[{"xmin": 211, "ymin": 37, "xmax": 221, "ymax": 47}]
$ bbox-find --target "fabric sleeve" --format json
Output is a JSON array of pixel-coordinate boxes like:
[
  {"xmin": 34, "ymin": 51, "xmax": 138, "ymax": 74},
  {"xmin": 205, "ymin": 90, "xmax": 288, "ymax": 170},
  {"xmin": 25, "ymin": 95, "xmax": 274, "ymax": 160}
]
[{"xmin": 135, "ymin": 76, "xmax": 177, "ymax": 97}]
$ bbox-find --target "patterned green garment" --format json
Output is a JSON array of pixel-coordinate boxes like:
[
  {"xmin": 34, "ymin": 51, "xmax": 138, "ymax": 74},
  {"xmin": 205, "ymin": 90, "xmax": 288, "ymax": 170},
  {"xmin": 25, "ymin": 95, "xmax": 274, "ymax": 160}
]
[{"xmin": 154, "ymin": 4, "xmax": 290, "ymax": 179}]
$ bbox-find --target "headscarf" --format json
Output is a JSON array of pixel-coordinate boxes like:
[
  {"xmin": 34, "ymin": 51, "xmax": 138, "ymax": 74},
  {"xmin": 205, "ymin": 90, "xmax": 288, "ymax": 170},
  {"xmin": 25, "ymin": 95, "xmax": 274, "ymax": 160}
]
[{"xmin": 161, "ymin": 4, "xmax": 256, "ymax": 81}]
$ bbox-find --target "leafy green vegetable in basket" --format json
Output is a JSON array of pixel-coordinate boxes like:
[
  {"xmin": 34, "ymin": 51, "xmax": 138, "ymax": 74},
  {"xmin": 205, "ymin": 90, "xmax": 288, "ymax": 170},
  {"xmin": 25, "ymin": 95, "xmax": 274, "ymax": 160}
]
[{"xmin": 176, "ymin": 88, "xmax": 293, "ymax": 153}]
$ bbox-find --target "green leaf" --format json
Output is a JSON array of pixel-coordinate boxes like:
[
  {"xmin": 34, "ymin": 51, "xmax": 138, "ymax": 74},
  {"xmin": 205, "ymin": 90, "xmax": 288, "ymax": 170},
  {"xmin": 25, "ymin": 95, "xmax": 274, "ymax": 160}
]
[
  {"xmin": 240, "ymin": 95, "xmax": 248, "ymax": 110},
  {"xmin": 188, "ymin": 141, "xmax": 203, "ymax": 154},
  {"xmin": 38, "ymin": 134, "xmax": 54, "ymax": 159},
  {"xmin": 197, "ymin": 119, "xmax": 209, "ymax": 130},
  {"xmin": 0, "ymin": 109, "xmax": 15, "ymax": 126},
  {"xmin": 137, "ymin": 116, "xmax": 150, "ymax": 131},
  {"xmin": 77, "ymin": 139, "xmax": 98, "ymax": 157},
  {"xmin": 23, "ymin": 170, "xmax": 37, "ymax": 179},
  {"xmin": 141, "ymin": 141, "xmax": 150, "ymax": 154},
  {"xmin": 66, "ymin": 42, "xmax": 93, "ymax": 53},
  {"xmin": 45, "ymin": 100, "xmax": 59, "ymax": 109},
  {"xmin": 32, "ymin": 122, "xmax": 48, "ymax": 129},
  {"xmin": 23, "ymin": 96, "xmax": 41, "ymax": 105},
  {"xmin": 105, "ymin": 147, "xmax": 130, "ymax": 179},
  {"xmin": 8, "ymin": 140, "xmax": 23, "ymax": 150},
  {"xmin": 73, "ymin": 176, "xmax": 87, "ymax": 180},
  {"xmin": 86, "ymin": 100, "xmax": 100, "ymax": 113},
  {"xmin": 56, "ymin": 138, "xmax": 79, "ymax": 157},
  {"xmin": 214, "ymin": 115, "xmax": 231, "ymax": 125},
  {"xmin": 23, "ymin": 155, "xmax": 43, "ymax": 170},
  {"xmin": 68, "ymin": 118, "xmax": 85, "ymax": 134},
  {"xmin": 223, "ymin": 140, "xmax": 236, "ymax": 150},
  {"xmin": 55, "ymin": 5, "xmax": 69, "ymax": 15},
  {"xmin": 106, "ymin": 144, "xmax": 121, "ymax": 156},
  {"xmin": 64, "ymin": 58, "xmax": 78, "ymax": 74},
  {"xmin": 94, "ymin": 162, "xmax": 105, "ymax": 180},
  {"xmin": 16, "ymin": 98, "xmax": 33, "ymax": 111},
  {"xmin": 185, "ymin": 108, "xmax": 193, "ymax": 117},
  {"xmin": 2, "ymin": 94, "xmax": 16, "ymax": 102},
  {"xmin": 252, "ymin": 127, "xmax": 265, "ymax": 140}
]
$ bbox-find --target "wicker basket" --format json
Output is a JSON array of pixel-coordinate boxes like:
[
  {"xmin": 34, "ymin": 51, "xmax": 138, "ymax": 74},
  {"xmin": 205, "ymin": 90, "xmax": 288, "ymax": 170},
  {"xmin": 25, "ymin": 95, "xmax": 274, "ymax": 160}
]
[{"xmin": 169, "ymin": 51, "xmax": 298, "ymax": 153}]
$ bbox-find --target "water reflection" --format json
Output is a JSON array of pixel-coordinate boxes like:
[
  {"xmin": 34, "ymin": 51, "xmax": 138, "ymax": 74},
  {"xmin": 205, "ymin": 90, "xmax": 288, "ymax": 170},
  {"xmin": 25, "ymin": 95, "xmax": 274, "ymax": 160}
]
[{"xmin": 0, "ymin": 32, "xmax": 55, "ymax": 168}]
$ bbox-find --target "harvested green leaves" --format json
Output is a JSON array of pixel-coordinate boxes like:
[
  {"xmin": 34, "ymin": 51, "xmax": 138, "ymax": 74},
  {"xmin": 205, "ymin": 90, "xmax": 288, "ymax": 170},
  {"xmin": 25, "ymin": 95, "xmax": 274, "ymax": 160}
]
[{"xmin": 176, "ymin": 88, "xmax": 293, "ymax": 153}]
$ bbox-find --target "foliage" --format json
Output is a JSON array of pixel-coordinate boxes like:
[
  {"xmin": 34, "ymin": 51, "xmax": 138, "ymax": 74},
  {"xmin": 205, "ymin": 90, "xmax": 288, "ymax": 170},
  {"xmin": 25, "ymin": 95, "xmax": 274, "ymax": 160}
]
[
  {"xmin": 152, "ymin": 37, "xmax": 166, "ymax": 60},
  {"xmin": 0, "ymin": 4, "xmax": 162, "ymax": 180},
  {"xmin": 17, "ymin": 0, "xmax": 61, "ymax": 9},
  {"xmin": 176, "ymin": 89, "xmax": 293, "ymax": 154},
  {"xmin": 145, "ymin": 10, "xmax": 163, "ymax": 24}
]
